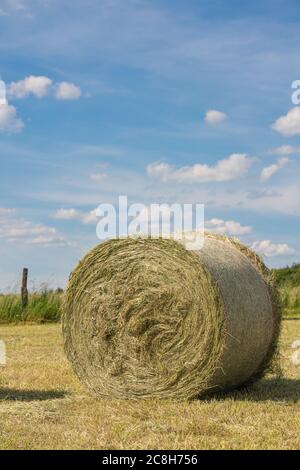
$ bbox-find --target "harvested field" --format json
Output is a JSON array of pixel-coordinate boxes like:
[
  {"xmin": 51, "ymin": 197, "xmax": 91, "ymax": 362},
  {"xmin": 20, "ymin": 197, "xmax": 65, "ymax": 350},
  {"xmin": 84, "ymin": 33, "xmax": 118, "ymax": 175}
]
[{"xmin": 0, "ymin": 321, "xmax": 299, "ymax": 450}]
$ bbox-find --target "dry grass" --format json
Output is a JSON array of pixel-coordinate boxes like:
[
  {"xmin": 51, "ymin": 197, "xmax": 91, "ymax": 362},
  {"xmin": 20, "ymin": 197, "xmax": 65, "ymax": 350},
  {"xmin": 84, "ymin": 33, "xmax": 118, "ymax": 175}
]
[{"xmin": 0, "ymin": 321, "xmax": 300, "ymax": 450}]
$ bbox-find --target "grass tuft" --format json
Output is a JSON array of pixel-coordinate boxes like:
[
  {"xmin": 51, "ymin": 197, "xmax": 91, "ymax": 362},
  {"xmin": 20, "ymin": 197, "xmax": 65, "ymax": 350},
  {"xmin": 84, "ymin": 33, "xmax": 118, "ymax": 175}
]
[
  {"xmin": 0, "ymin": 290, "xmax": 62, "ymax": 324},
  {"xmin": 274, "ymin": 264, "xmax": 300, "ymax": 317}
]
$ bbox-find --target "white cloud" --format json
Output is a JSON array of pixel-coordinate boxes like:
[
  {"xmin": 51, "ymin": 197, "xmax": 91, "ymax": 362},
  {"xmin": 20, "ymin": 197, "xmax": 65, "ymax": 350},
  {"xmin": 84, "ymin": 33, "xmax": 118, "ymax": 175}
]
[
  {"xmin": 90, "ymin": 172, "xmax": 108, "ymax": 182},
  {"xmin": 251, "ymin": 240, "xmax": 295, "ymax": 257},
  {"xmin": 0, "ymin": 79, "xmax": 7, "ymax": 105},
  {"xmin": 0, "ymin": 103, "xmax": 24, "ymax": 132},
  {"xmin": 260, "ymin": 157, "xmax": 289, "ymax": 182},
  {"xmin": 147, "ymin": 162, "xmax": 171, "ymax": 180},
  {"xmin": 26, "ymin": 235, "xmax": 67, "ymax": 246},
  {"xmin": 205, "ymin": 110, "xmax": 227, "ymax": 124},
  {"xmin": 7, "ymin": 76, "xmax": 82, "ymax": 101},
  {"xmin": 55, "ymin": 82, "xmax": 82, "ymax": 100},
  {"xmin": 0, "ymin": 76, "xmax": 81, "ymax": 134},
  {"xmin": 52, "ymin": 208, "xmax": 80, "ymax": 220},
  {"xmin": 272, "ymin": 107, "xmax": 300, "ymax": 136},
  {"xmin": 0, "ymin": 208, "xmax": 67, "ymax": 245},
  {"xmin": 268, "ymin": 145, "xmax": 300, "ymax": 156},
  {"xmin": 147, "ymin": 154, "xmax": 252, "ymax": 183},
  {"xmin": 8, "ymin": 75, "xmax": 52, "ymax": 99},
  {"xmin": 81, "ymin": 209, "xmax": 98, "ymax": 224},
  {"xmin": 206, "ymin": 218, "xmax": 252, "ymax": 236},
  {"xmin": 52, "ymin": 208, "xmax": 98, "ymax": 225}
]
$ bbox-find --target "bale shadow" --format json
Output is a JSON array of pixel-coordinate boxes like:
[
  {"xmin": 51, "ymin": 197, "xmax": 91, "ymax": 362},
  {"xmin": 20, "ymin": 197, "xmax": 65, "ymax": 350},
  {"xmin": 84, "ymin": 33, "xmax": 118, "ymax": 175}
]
[
  {"xmin": 0, "ymin": 388, "xmax": 67, "ymax": 402},
  {"xmin": 211, "ymin": 378, "xmax": 300, "ymax": 403}
]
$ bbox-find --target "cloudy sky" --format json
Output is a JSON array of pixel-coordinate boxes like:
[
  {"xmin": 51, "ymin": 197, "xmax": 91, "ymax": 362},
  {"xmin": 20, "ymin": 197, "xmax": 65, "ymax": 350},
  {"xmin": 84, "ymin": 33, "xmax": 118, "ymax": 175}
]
[{"xmin": 0, "ymin": 0, "xmax": 300, "ymax": 290}]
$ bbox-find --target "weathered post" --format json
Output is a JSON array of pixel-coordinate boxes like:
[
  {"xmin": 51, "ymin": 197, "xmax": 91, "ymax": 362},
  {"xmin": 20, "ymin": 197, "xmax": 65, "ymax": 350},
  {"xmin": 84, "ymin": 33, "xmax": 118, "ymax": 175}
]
[{"xmin": 21, "ymin": 268, "xmax": 28, "ymax": 309}]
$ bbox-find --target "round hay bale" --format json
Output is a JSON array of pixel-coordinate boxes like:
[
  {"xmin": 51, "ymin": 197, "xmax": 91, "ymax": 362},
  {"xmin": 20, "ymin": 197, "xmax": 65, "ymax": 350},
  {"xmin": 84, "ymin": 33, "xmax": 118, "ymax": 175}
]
[{"xmin": 62, "ymin": 233, "xmax": 281, "ymax": 400}]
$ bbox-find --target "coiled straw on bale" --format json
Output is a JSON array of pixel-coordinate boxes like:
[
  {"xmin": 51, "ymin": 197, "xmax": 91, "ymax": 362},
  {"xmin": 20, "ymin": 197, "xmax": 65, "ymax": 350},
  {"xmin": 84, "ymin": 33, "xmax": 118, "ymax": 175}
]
[{"xmin": 62, "ymin": 233, "xmax": 281, "ymax": 400}]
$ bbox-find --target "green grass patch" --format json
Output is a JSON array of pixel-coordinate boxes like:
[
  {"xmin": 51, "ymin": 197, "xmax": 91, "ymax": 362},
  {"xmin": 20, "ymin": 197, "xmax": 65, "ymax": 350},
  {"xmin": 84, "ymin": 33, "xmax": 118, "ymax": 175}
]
[
  {"xmin": 274, "ymin": 263, "xmax": 300, "ymax": 287},
  {"xmin": 0, "ymin": 290, "xmax": 62, "ymax": 324},
  {"xmin": 274, "ymin": 264, "xmax": 300, "ymax": 317}
]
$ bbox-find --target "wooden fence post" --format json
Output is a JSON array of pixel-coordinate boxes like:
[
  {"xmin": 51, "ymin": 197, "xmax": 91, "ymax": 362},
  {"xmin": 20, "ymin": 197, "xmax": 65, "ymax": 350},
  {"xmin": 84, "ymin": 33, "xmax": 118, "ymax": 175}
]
[{"xmin": 21, "ymin": 268, "xmax": 28, "ymax": 309}]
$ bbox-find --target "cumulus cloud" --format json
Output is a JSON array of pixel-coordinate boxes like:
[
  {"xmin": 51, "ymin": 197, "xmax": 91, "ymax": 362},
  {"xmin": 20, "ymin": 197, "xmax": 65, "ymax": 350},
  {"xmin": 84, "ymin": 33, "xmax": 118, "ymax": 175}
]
[
  {"xmin": 0, "ymin": 79, "xmax": 7, "ymax": 105},
  {"xmin": 0, "ymin": 103, "xmax": 24, "ymax": 132},
  {"xmin": 147, "ymin": 154, "xmax": 252, "ymax": 183},
  {"xmin": 52, "ymin": 208, "xmax": 98, "ymax": 224},
  {"xmin": 1, "ymin": 75, "xmax": 81, "ymax": 133},
  {"xmin": 251, "ymin": 240, "xmax": 295, "ymax": 257},
  {"xmin": 268, "ymin": 145, "xmax": 300, "ymax": 156},
  {"xmin": 271, "ymin": 107, "xmax": 300, "ymax": 136},
  {"xmin": 147, "ymin": 162, "xmax": 171, "ymax": 180},
  {"xmin": 206, "ymin": 218, "xmax": 252, "ymax": 236},
  {"xmin": 81, "ymin": 209, "xmax": 98, "ymax": 224},
  {"xmin": 51, "ymin": 208, "xmax": 79, "ymax": 220},
  {"xmin": 0, "ymin": 208, "xmax": 67, "ymax": 245},
  {"xmin": 7, "ymin": 76, "xmax": 82, "ymax": 101},
  {"xmin": 8, "ymin": 75, "xmax": 53, "ymax": 99},
  {"xmin": 55, "ymin": 82, "xmax": 82, "ymax": 100},
  {"xmin": 260, "ymin": 157, "xmax": 289, "ymax": 182},
  {"xmin": 205, "ymin": 109, "xmax": 227, "ymax": 124}
]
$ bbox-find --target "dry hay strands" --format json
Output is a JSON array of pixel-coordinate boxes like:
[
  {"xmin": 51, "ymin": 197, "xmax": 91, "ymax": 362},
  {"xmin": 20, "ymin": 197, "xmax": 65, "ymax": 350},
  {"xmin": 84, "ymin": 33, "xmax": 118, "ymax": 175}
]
[{"xmin": 62, "ymin": 233, "xmax": 281, "ymax": 400}]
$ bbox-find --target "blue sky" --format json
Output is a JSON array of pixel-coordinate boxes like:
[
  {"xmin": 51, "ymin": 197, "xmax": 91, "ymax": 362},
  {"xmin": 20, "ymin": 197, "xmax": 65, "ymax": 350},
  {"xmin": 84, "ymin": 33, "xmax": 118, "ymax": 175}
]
[{"xmin": 0, "ymin": 0, "xmax": 300, "ymax": 290}]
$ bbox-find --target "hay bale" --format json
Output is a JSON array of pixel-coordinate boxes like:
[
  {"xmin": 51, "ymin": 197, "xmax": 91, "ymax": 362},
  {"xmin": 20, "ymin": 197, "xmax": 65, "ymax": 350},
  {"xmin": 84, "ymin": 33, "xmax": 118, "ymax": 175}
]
[{"xmin": 62, "ymin": 233, "xmax": 281, "ymax": 399}]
